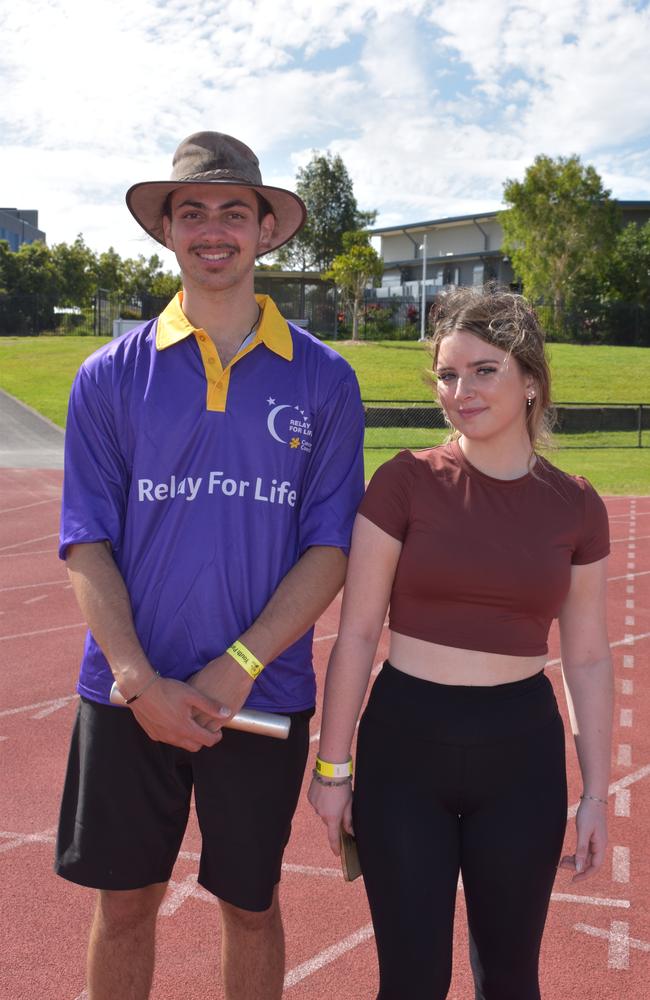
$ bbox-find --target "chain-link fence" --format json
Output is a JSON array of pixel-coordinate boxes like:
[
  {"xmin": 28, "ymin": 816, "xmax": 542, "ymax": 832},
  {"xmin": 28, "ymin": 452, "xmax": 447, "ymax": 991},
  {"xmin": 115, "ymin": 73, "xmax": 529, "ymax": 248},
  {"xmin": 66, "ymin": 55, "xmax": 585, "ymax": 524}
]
[{"xmin": 363, "ymin": 401, "xmax": 648, "ymax": 450}]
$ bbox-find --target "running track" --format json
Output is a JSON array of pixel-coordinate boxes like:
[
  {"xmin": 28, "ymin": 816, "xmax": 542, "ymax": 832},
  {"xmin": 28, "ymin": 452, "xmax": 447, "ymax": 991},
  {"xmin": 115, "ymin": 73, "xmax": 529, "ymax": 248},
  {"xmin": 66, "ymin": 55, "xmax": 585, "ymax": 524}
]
[{"xmin": 1, "ymin": 467, "xmax": 648, "ymax": 998}]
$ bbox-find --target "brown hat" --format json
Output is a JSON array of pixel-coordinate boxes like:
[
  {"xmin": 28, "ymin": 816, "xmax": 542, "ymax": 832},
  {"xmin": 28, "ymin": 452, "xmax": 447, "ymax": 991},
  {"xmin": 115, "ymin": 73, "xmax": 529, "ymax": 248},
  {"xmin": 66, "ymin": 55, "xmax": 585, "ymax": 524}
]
[{"xmin": 126, "ymin": 131, "xmax": 306, "ymax": 255}]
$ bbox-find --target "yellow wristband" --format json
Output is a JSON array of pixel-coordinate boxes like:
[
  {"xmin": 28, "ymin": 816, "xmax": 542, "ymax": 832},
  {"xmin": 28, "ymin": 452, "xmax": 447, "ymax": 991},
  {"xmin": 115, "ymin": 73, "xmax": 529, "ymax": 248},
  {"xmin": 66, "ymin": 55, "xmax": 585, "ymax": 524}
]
[
  {"xmin": 315, "ymin": 755, "xmax": 353, "ymax": 779},
  {"xmin": 226, "ymin": 640, "xmax": 265, "ymax": 680}
]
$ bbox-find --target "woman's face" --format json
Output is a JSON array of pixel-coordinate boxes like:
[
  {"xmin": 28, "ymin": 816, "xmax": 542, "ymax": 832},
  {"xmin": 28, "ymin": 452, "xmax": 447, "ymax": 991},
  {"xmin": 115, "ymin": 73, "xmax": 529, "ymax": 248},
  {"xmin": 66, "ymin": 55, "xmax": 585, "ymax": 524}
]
[{"xmin": 435, "ymin": 328, "xmax": 533, "ymax": 444}]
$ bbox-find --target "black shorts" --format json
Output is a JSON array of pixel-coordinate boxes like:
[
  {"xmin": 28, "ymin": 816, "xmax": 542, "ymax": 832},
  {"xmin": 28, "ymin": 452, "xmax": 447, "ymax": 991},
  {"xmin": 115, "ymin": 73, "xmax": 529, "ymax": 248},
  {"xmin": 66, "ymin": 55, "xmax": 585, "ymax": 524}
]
[{"xmin": 55, "ymin": 697, "xmax": 313, "ymax": 911}]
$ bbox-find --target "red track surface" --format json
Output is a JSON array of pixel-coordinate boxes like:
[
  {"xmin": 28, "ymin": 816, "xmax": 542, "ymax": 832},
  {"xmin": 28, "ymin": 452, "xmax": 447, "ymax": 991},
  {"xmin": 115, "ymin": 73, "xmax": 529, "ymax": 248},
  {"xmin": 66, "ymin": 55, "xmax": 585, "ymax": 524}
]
[{"xmin": 1, "ymin": 467, "xmax": 648, "ymax": 999}]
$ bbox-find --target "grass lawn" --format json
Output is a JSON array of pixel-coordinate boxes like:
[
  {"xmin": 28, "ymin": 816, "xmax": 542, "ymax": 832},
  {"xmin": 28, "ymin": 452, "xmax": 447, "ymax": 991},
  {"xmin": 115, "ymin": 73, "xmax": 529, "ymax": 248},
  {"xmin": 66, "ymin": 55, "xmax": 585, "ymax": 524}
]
[{"xmin": 0, "ymin": 335, "xmax": 648, "ymax": 493}]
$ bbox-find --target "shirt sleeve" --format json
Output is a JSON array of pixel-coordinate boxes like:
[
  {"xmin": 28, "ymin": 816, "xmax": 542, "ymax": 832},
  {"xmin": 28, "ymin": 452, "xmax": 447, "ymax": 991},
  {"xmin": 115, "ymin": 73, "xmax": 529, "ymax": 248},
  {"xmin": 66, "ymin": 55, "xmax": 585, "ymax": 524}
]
[
  {"xmin": 572, "ymin": 477, "xmax": 610, "ymax": 565},
  {"xmin": 59, "ymin": 359, "xmax": 129, "ymax": 559},
  {"xmin": 298, "ymin": 370, "xmax": 365, "ymax": 555},
  {"xmin": 358, "ymin": 450, "xmax": 415, "ymax": 542}
]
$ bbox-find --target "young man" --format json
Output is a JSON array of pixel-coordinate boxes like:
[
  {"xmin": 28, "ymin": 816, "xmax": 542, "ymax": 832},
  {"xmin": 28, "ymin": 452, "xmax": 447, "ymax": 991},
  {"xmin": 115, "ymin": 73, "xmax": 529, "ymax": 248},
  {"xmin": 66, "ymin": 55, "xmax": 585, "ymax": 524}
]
[{"xmin": 55, "ymin": 132, "xmax": 365, "ymax": 1000}]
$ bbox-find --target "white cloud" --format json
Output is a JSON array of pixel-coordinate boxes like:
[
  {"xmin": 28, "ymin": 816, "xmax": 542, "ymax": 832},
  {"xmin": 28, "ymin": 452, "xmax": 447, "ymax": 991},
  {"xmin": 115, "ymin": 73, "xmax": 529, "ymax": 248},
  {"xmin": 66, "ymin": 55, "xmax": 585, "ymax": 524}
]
[{"xmin": 1, "ymin": 0, "xmax": 648, "ymax": 257}]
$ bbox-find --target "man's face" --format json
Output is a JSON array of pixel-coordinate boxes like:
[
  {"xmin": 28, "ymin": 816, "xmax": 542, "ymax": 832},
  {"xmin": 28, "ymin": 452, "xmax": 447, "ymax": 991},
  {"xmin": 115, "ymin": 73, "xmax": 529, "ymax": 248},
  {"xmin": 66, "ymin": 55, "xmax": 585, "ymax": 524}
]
[{"xmin": 162, "ymin": 184, "xmax": 275, "ymax": 295}]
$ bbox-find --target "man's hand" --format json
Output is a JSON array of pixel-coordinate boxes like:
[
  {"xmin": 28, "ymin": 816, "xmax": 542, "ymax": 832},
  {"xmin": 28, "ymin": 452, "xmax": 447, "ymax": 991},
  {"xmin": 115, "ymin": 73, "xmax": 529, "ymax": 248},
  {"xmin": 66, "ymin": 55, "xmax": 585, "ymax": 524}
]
[
  {"xmin": 128, "ymin": 675, "xmax": 232, "ymax": 751},
  {"xmin": 188, "ymin": 652, "xmax": 255, "ymax": 732}
]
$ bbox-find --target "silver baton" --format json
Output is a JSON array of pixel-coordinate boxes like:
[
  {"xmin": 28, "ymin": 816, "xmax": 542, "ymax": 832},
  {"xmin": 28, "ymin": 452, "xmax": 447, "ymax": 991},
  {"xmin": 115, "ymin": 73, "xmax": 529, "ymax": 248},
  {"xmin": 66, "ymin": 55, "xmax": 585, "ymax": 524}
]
[{"xmin": 109, "ymin": 682, "xmax": 290, "ymax": 739}]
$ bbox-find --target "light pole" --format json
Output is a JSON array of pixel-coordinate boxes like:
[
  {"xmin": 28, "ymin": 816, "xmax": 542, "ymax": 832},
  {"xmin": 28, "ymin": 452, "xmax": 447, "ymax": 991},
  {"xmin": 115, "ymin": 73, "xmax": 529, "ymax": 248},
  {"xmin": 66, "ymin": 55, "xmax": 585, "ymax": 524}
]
[{"xmin": 419, "ymin": 233, "xmax": 428, "ymax": 340}]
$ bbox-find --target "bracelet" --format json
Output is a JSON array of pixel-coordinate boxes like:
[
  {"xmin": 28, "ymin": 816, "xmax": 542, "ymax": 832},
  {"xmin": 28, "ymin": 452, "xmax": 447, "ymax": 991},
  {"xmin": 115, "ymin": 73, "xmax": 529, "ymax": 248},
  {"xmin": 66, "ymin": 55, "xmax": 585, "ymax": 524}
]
[
  {"xmin": 124, "ymin": 671, "xmax": 161, "ymax": 705},
  {"xmin": 315, "ymin": 755, "xmax": 353, "ymax": 779},
  {"xmin": 312, "ymin": 769, "xmax": 352, "ymax": 787},
  {"xmin": 226, "ymin": 640, "xmax": 265, "ymax": 680},
  {"xmin": 580, "ymin": 793, "xmax": 608, "ymax": 806}
]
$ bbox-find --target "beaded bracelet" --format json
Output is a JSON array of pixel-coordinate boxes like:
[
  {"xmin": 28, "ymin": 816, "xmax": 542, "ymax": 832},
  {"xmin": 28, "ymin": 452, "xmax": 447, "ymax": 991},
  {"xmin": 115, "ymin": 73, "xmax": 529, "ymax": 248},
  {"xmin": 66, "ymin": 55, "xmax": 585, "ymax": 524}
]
[
  {"xmin": 580, "ymin": 793, "xmax": 608, "ymax": 806},
  {"xmin": 312, "ymin": 769, "xmax": 352, "ymax": 788}
]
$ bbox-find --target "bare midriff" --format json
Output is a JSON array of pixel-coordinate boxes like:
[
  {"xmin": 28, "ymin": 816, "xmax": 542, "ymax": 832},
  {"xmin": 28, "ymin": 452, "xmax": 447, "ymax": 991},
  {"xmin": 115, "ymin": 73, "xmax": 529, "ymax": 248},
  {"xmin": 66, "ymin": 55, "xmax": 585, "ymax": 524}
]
[{"xmin": 389, "ymin": 631, "xmax": 548, "ymax": 687}]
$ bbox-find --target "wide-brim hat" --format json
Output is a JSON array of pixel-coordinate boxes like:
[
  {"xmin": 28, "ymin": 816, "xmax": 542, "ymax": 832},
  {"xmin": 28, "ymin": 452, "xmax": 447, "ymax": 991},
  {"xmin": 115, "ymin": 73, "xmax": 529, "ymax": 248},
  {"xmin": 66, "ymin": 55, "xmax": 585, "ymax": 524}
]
[{"xmin": 126, "ymin": 131, "xmax": 306, "ymax": 255}]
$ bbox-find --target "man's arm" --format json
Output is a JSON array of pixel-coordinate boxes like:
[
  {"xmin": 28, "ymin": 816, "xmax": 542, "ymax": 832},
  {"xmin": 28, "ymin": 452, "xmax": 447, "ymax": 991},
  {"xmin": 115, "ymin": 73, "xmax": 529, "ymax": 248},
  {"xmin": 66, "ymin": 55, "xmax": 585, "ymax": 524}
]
[
  {"xmin": 189, "ymin": 545, "xmax": 348, "ymax": 724},
  {"xmin": 66, "ymin": 541, "xmax": 230, "ymax": 751}
]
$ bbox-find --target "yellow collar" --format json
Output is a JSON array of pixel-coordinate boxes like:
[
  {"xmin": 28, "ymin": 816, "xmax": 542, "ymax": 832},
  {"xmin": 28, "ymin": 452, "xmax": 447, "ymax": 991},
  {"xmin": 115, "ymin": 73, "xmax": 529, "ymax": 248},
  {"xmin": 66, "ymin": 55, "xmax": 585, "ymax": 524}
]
[{"xmin": 155, "ymin": 292, "xmax": 293, "ymax": 361}]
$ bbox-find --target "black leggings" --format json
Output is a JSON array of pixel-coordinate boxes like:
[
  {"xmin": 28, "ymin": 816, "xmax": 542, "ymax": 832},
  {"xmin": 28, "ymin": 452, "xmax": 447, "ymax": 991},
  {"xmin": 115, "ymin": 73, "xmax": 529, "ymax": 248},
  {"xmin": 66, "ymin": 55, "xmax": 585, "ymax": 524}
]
[{"xmin": 353, "ymin": 662, "xmax": 567, "ymax": 1000}]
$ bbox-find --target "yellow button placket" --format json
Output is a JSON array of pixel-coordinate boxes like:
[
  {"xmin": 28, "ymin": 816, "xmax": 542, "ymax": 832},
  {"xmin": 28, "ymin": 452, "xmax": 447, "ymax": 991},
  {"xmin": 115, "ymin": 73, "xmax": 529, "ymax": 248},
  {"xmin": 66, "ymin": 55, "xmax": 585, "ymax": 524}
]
[{"xmin": 193, "ymin": 330, "xmax": 260, "ymax": 412}]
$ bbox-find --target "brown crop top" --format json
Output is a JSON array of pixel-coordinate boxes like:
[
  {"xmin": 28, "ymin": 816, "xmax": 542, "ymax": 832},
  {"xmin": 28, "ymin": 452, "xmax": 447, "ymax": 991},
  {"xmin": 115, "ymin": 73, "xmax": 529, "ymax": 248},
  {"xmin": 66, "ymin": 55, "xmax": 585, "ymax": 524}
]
[{"xmin": 358, "ymin": 441, "xmax": 610, "ymax": 656}]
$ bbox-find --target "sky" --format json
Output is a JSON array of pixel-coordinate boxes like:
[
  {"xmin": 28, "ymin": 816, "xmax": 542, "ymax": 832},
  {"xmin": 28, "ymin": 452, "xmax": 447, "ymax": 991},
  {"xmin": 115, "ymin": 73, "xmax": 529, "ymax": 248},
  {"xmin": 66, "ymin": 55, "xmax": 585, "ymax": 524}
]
[{"xmin": 2, "ymin": 0, "xmax": 650, "ymax": 267}]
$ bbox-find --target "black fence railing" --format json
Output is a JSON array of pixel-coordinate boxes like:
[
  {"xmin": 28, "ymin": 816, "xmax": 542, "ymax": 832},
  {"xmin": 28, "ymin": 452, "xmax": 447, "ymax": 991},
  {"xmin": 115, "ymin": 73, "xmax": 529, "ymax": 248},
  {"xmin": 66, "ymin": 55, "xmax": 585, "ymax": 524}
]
[{"xmin": 363, "ymin": 401, "xmax": 648, "ymax": 449}]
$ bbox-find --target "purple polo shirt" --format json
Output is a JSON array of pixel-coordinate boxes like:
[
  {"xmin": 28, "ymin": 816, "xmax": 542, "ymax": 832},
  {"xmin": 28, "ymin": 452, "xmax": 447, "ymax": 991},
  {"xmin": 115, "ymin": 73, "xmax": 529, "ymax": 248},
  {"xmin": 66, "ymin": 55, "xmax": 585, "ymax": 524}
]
[{"xmin": 60, "ymin": 294, "xmax": 365, "ymax": 712}]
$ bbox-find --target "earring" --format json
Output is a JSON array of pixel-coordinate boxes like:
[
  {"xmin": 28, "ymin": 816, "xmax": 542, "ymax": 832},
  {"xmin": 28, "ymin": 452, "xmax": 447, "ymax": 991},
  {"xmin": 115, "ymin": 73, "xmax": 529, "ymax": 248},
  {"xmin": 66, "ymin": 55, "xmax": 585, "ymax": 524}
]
[{"xmin": 527, "ymin": 392, "xmax": 535, "ymax": 407}]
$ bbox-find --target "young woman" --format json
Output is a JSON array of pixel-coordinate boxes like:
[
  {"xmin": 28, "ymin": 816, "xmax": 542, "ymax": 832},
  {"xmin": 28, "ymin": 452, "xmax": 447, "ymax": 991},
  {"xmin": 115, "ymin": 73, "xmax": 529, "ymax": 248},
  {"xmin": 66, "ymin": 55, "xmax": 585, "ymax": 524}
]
[{"xmin": 308, "ymin": 286, "xmax": 613, "ymax": 1000}]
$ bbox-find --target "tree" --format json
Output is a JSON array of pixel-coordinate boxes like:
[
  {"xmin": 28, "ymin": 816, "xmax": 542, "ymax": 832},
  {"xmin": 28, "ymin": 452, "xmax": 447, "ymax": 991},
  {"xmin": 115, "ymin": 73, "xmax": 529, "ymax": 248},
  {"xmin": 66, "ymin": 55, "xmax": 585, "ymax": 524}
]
[
  {"xmin": 500, "ymin": 155, "xmax": 619, "ymax": 330},
  {"xmin": 276, "ymin": 152, "xmax": 376, "ymax": 272},
  {"xmin": 602, "ymin": 221, "xmax": 650, "ymax": 307},
  {"xmin": 325, "ymin": 231, "xmax": 383, "ymax": 341},
  {"xmin": 51, "ymin": 234, "xmax": 97, "ymax": 306}
]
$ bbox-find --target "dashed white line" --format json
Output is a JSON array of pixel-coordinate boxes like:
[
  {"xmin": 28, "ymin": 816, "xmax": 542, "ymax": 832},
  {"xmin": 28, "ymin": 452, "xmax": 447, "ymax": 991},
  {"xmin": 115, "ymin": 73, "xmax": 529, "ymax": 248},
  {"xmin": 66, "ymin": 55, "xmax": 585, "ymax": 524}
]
[
  {"xmin": 625, "ymin": 599, "xmax": 634, "ymax": 609},
  {"xmin": 24, "ymin": 594, "xmax": 49, "ymax": 605},
  {"xmin": 550, "ymin": 892, "xmax": 629, "ymax": 909},
  {"xmin": 573, "ymin": 921, "xmax": 649, "ymax": 970},
  {"xmin": 0, "ymin": 694, "xmax": 76, "ymax": 719},
  {"xmin": 619, "ymin": 708, "xmax": 633, "ymax": 727},
  {"xmin": 621, "ymin": 679, "xmax": 633, "ymax": 695},
  {"xmin": 612, "ymin": 846, "xmax": 630, "ymax": 883},
  {"xmin": 623, "ymin": 655, "xmax": 634, "ymax": 668},
  {"xmin": 625, "ymin": 616, "xmax": 635, "ymax": 626},
  {"xmin": 617, "ymin": 745, "xmax": 632, "ymax": 767},
  {"xmin": 614, "ymin": 789, "xmax": 631, "ymax": 817},
  {"xmin": 0, "ymin": 579, "xmax": 67, "ymax": 593},
  {"xmin": 0, "ymin": 498, "xmax": 58, "ymax": 514}
]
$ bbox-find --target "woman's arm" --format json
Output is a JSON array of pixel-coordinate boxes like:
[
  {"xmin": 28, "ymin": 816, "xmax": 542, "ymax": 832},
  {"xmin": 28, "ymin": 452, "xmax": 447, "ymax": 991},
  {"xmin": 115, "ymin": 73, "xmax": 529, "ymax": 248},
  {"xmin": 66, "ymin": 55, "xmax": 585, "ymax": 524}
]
[
  {"xmin": 308, "ymin": 514, "xmax": 402, "ymax": 854},
  {"xmin": 558, "ymin": 556, "xmax": 613, "ymax": 882}
]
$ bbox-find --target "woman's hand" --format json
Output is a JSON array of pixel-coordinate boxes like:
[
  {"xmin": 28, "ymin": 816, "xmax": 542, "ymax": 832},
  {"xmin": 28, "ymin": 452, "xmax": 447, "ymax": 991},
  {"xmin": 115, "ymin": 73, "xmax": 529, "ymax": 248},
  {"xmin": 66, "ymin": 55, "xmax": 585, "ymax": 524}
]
[
  {"xmin": 559, "ymin": 797, "xmax": 608, "ymax": 882},
  {"xmin": 307, "ymin": 778, "xmax": 354, "ymax": 856}
]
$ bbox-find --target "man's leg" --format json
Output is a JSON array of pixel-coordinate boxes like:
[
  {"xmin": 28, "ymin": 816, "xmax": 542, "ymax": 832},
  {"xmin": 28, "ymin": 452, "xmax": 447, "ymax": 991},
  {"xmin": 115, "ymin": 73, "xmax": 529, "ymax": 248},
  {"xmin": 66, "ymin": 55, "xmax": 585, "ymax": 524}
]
[
  {"xmin": 219, "ymin": 885, "xmax": 284, "ymax": 1000},
  {"xmin": 87, "ymin": 882, "xmax": 168, "ymax": 1000}
]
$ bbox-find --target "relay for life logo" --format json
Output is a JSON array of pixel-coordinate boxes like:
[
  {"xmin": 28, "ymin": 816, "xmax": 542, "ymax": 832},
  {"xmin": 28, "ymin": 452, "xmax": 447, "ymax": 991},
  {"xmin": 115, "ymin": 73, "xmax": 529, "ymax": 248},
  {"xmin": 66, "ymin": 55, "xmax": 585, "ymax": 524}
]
[{"xmin": 266, "ymin": 397, "xmax": 313, "ymax": 453}]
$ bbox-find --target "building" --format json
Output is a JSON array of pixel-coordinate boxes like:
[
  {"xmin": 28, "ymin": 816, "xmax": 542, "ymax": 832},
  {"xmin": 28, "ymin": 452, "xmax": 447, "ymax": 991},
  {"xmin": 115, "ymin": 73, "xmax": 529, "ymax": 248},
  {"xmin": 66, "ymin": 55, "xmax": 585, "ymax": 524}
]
[
  {"xmin": 371, "ymin": 201, "xmax": 650, "ymax": 301},
  {"xmin": 0, "ymin": 208, "xmax": 46, "ymax": 251}
]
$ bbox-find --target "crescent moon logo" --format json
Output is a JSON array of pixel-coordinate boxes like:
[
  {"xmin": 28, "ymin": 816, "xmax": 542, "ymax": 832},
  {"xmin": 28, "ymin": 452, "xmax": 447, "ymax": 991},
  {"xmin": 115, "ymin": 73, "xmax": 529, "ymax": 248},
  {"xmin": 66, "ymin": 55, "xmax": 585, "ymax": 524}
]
[{"xmin": 267, "ymin": 404, "xmax": 291, "ymax": 443}]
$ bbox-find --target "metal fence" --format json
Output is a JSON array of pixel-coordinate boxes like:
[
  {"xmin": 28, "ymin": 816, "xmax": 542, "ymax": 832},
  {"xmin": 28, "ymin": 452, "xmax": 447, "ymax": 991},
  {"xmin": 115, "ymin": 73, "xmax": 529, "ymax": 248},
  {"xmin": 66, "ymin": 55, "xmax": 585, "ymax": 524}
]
[{"xmin": 363, "ymin": 401, "xmax": 648, "ymax": 449}]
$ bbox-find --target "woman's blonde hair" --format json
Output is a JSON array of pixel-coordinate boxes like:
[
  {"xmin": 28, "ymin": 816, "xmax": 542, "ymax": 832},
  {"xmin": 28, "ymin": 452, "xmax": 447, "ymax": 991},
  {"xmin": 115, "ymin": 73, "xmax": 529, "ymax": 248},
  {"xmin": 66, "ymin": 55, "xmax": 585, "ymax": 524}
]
[{"xmin": 428, "ymin": 284, "xmax": 555, "ymax": 451}]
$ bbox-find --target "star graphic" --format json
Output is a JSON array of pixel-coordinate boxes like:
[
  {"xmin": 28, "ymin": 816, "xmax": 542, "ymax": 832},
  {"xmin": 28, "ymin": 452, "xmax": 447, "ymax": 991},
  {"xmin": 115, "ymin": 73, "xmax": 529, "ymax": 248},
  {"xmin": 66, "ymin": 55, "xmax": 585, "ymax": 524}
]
[
  {"xmin": 267, "ymin": 397, "xmax": 276, "ymax": 406},
  {"xmin": 289, "ymin": 437, "xmax": 301, "ymax": 449}
]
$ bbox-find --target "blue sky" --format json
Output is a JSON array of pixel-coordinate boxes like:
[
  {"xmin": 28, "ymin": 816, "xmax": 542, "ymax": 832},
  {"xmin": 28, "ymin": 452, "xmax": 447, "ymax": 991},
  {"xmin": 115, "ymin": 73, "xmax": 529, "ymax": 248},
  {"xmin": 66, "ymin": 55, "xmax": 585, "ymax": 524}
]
[{"xmin": 2, "ymin": 0, "xmax": 649, "ymax": 263}]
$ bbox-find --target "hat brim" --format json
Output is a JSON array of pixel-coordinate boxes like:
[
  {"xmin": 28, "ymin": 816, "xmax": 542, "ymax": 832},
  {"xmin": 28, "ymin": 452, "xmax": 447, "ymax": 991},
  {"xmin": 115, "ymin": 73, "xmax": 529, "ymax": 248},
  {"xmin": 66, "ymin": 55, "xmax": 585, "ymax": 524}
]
[{"xmin": 126, "ymin": 179, "xmax": 306, "ymax": 256}]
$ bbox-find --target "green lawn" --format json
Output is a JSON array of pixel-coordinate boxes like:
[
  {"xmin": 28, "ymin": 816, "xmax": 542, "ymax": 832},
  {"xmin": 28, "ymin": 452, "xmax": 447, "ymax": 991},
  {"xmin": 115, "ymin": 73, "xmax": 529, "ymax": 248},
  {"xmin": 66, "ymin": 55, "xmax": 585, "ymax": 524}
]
[{"xmin": 0, "ymin": 335, "xmax": 648, "ymax": 492}]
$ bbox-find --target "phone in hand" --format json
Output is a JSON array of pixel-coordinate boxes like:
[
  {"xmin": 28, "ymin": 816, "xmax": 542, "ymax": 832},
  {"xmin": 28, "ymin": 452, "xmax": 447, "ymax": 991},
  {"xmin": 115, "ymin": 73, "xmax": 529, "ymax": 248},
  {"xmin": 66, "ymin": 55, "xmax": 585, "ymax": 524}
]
[{"xmin": 340, "ymin": 828, "xmax": 362, "ymax": 882}]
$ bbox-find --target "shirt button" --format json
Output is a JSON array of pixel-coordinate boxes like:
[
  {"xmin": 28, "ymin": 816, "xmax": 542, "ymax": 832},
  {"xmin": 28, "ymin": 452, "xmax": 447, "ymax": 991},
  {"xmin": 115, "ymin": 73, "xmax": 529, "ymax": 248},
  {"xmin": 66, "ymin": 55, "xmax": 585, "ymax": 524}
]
[{"xmin": 199, "ymin": 334, "xmax": 206, "ymax": 341}]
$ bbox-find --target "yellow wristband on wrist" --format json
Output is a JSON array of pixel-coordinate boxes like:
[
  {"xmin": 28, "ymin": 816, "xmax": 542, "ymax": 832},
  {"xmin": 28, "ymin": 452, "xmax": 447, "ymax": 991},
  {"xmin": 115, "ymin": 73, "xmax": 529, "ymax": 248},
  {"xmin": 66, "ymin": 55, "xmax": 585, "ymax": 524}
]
[
  {"xmin": 315, "ymin": 755, "xmax": 353, "ymax": 779},
  {"xmin": 226, "ymin": 640, "xmax": 265, "ymax": 680}
]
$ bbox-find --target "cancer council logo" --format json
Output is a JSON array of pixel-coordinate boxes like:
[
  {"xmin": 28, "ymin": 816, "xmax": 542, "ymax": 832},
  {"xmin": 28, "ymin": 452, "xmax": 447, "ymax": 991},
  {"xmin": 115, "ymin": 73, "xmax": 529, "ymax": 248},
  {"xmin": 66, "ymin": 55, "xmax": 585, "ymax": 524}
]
[{"xmin": 266, "ymin": 397, "xmax": 313, "ymax": 453}]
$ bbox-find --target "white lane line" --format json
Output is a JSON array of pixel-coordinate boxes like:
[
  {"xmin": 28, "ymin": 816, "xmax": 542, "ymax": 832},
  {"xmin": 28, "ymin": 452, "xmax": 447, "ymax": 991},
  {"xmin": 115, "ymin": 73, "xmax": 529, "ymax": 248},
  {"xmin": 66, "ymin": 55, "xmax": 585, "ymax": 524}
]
[
  {"xmin": 612, "ymin": 846, "xmax": 630, "ymax": 883},
  {"xmin": 545, "ymin": 632, "xmax": 649, "ymax": 672},
  {"xmin": 617, "ymin": 745, "xmax": 632, "ymax": 767},
  {"xmin": 615, "ymin": 789, "xmax": 630, "ymax": 817},
  {"xmin": 573, "ymin": 921, "xmax": 650, "ymax": 970},
  {"xmin": 0, "ymin": 621, "xmax": 85, "ymax": 641},
  {"xmin": 0, "ymin": 498, "xmax": 58, "ymax": 514},
  {"xmin": 610, "ymin": 534, "xmax": 649, "ymax": 543},
  {"xmin": 625, "ymin": 616, "xmax": 635, "ymax": 626},
  {"xmin": 0, "ymin": 694, "xmax": 76, "ymax": 719},
  {"xmin": 0, "ymin": 579, "xmax": 67, "ymax": 593},
  {"xmin": 0, "ymin": 532, "xmax": 58, "ymax": 552},
  {"xmin": 608, "ymin": 569, "xmax": 649, "ymax": 582},
  {"xmin": 284, "ymin": 923, "xmax": 375, "ymax": 989},
  {"xmin": 283, "ymin": 863, "xmax": 341, "ymax": 878},
  {"xmin": 159, "ymin": 874, "xmax": 217, "ymax": 916},
  {"xmin": 0, "ymin": 828, "xmax": 56, "ymax": 853},
  {"xmin": 625, "ymin": 599, "xmax": 634, "ymax": 609},
  {"xmin": 0, "ymin": 548, "xmax": 59, "ymax": 559},
  {"xmin": 623, "ymin": 655, "xmax": 634, "ymax": 668},
  {"xmin": 621, "ymin": 679, "xmax": 633, "ymax": 695},
  {"xmin": 24, "ymin": 594, "xmax": 49, "ymax": 605},
  {"xmin": 620, "ymin": 708, "xmax": 633, "ymax": 727},
  {"xmin": 550, "ymin": 892, "xmax": 629, "ymax": 909}
]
